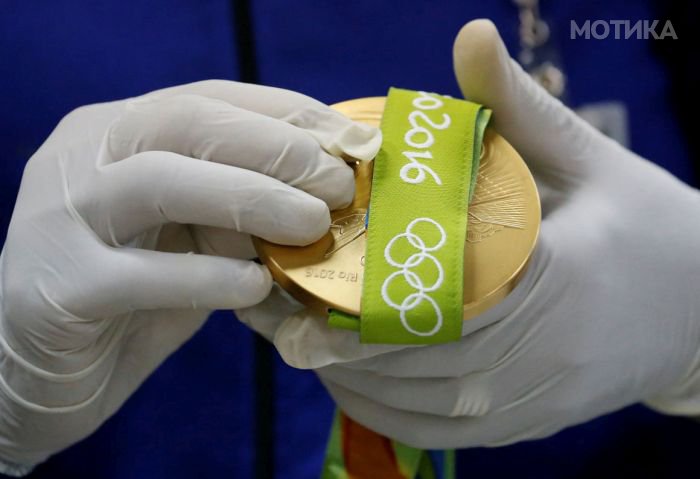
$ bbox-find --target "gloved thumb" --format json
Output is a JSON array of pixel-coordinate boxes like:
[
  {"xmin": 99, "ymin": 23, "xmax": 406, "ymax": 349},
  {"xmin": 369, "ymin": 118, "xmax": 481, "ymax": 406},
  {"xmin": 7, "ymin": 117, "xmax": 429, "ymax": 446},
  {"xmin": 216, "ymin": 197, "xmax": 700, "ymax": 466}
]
[{"xmin": 453, "ymin": 19, "xmax": 616, "ymax": 178}]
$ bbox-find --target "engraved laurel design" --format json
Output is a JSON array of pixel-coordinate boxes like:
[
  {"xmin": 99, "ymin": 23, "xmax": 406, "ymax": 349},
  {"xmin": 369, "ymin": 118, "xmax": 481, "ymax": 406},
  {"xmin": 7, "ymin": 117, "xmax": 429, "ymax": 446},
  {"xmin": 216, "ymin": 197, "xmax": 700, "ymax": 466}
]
[
  {"xmin": 325, "ymin": 209, "xmax": 367, "ymax": 258},
  {"xmin": 467, "ymin": 145, "xmax": 527, "ymax": 243}
]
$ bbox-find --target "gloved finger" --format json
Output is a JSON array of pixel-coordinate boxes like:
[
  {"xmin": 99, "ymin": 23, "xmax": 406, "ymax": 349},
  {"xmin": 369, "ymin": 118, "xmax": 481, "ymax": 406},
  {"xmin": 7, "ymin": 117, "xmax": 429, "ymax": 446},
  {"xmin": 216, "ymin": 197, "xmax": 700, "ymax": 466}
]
[
  {"xmin": 321, "ymin": 378, "xmax": 556, "ymax": 450},
  {"xmin": 235, "ymin": 285, "xmax": 401, "ymax": 368},
  {"xmin": 141, "ymin": 80, "xmax": 382, "ymax": 161},
  {"xmin": 235, "ymin": 284, "xmax": 306, "ymax": 342},
  {"xmin": 81, "ymin": 151, "xmax": 331, "ymax": 246},
  {"xmin": 65, "ymin": 248, "xmax": 273, "ymax": 317},
  {"xmin": 270, "ymin": 308, "xmax": 409, "ymax": 369},
  {"xmin": 453, "ymin": 20, "xmax": 620, "ymax": 180},
  {"xmin": 318, "ymin": 366, "xmax": 495, "ymax": 417},
  {"xmin": 104, "ymin": 94, "xmax": 356, "ymax": 210},
  {"xmin": 317, "ymin": 343, "xmax": 564, "ymax": 418}
]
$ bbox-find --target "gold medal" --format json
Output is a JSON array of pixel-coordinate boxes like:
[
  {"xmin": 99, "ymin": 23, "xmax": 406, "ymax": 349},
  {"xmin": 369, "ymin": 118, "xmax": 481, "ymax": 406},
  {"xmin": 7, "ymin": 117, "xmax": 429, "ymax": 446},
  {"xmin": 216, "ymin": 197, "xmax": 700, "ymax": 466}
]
[{"xmin": 254, "ymin": 97, "xmax": 540, "ymax": 320}]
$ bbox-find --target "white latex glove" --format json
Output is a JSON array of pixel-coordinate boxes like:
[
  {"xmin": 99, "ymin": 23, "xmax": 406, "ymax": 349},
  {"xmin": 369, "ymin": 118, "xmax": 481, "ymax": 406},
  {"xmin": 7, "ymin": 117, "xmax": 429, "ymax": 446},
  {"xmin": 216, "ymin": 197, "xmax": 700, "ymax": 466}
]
[
  {"xmin": 0, "ymin": 80, "xmax": 380, "ymax": 475},
  {"xmin": 238, "ymin": 20, "xmax": 700, "ymax": 449}
]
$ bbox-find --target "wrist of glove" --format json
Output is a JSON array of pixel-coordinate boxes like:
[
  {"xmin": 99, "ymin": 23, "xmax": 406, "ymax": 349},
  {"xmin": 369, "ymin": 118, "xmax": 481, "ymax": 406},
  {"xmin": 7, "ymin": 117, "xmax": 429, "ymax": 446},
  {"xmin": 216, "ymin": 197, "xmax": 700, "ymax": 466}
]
[
  {"xmin": 0, "ymin": 302, "xmax": 209, "ymax": 470},
  {"xmin": 0, "ymin": 80, "xmax": 380, "ymax": 469},
  {"xmin": 239, "ymin": 20, "xmax": 700, "ymax": 449}
]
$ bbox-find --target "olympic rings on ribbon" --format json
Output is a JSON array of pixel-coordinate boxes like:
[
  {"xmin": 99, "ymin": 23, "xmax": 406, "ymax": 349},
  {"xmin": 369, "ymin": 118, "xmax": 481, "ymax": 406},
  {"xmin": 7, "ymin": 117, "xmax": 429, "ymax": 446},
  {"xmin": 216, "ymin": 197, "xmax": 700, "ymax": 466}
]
[{"xmin": 381, "ymin": 218, "xmax": 446, "ymax": 336}]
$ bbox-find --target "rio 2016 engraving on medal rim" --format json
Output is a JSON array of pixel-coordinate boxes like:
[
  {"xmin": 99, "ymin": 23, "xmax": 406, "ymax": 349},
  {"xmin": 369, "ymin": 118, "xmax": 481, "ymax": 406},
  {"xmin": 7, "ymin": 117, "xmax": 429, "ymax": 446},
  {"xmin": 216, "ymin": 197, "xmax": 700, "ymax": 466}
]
[{"xmin": 253, "ymin": 97, "xmax": 540, "ymax": 320}]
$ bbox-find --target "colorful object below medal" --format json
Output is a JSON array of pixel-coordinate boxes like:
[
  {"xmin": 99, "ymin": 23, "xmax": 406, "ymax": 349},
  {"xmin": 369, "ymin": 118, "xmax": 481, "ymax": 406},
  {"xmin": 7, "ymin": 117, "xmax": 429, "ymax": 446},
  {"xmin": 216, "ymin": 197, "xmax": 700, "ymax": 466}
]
[{"xmin": 321, "ymin": 411, "xmax": 454, "ymax": 479}]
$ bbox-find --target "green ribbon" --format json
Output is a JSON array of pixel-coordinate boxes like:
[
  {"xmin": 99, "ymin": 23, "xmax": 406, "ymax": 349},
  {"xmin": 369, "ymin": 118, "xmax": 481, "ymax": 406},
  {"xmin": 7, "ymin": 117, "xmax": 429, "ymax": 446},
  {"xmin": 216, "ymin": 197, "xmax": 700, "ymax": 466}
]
[
  {"xmin": 322, "ymin": 88, "xmax": 490, "ymax": 479},
  {"xmin": 330, "ymin": 87, "xmax": 491, "ymax": 345}
]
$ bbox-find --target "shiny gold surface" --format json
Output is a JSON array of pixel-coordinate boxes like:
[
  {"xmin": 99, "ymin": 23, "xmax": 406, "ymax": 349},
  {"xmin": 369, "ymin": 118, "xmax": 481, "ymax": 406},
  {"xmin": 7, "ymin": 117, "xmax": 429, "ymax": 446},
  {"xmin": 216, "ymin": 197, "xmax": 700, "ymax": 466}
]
[{"xmin": 254, "ymin": 97, "xmax": 540, "ymax": 319}]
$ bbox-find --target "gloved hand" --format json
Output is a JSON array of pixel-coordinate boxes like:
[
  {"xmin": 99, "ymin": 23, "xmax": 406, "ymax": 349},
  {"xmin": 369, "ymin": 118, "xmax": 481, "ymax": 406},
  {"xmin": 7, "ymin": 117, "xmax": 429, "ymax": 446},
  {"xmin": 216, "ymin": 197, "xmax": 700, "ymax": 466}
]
[
  {"xmin": 0, "ymin": 80, "xmax": 380, "ymax": 475},
  {"xmin": 238, "ymin": 20, "xmax": 700, "ymax": 449}
]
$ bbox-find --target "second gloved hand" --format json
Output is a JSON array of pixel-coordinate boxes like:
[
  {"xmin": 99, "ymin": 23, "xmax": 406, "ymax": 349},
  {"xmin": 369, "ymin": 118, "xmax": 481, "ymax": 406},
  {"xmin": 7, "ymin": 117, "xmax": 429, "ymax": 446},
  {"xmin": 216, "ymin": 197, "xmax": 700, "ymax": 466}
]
[
  {"xmin": 0, "ymin": 80, "xmax": 380, "ymax": 474},
  {"xmin": 238, "ymin": 21, "xmax": 700, "ymax": 449}
]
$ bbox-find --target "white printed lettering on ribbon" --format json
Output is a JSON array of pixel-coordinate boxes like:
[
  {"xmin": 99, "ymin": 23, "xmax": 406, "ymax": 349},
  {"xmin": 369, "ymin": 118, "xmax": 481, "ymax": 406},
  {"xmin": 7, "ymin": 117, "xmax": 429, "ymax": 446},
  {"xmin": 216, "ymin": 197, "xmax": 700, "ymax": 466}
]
[{"xmin": 400, "ymin": 91, "xmax": 451, "ymax": 186}]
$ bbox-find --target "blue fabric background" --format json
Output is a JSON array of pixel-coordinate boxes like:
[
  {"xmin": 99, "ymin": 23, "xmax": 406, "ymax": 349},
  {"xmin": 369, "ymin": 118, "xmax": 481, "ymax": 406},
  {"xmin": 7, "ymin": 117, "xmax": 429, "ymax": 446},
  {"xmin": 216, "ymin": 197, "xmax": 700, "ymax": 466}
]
[{"xmin": 1, "ymin": 1, "xmax": 698, "ymax": 478}]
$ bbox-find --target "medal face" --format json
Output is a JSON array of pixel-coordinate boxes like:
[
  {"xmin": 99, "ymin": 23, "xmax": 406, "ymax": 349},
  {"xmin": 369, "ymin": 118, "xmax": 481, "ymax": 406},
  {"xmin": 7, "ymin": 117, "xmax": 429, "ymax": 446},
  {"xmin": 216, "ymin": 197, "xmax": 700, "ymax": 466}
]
[{"xmin": 253, "ymin": 97, "xmax": 540, "ymax": 319}]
